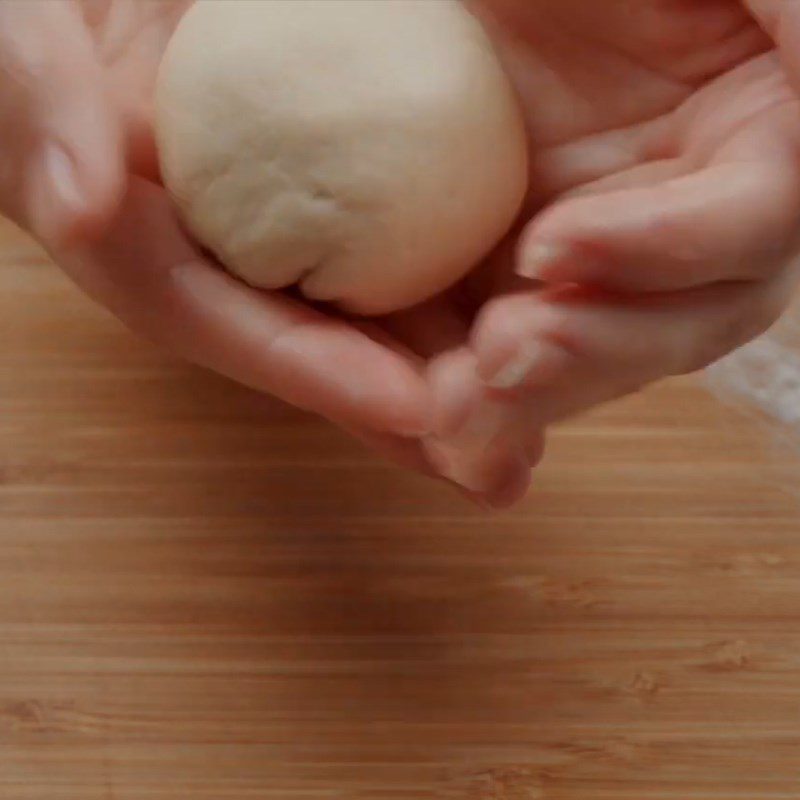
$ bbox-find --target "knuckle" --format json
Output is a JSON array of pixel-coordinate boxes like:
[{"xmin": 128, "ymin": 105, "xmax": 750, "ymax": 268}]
[
  {"xmin": 651, "ymin": 215, "xmax": 705, "ymax": 264},
  {"xmin": 538, "ymin": 306, "xmax": 587, "ymax": 362}
]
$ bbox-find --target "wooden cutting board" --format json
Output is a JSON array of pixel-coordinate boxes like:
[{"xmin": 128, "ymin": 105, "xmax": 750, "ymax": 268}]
[{"xmin": 3, "ymin": 216, "xmax": 800, "ymax": 799}]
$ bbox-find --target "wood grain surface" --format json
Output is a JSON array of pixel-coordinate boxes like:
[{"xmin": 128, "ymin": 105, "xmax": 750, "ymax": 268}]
[{"xmin": 4, "ymin": 215, "xmax": 800, "ymax": 799}]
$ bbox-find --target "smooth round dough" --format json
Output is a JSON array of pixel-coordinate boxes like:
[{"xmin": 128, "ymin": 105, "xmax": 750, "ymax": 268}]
[{"xmin": 155, "ymin": 0, "xmax": 528, "ymax": 315}]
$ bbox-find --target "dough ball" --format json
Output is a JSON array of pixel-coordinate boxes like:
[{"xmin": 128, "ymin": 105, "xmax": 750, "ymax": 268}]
[{"xmin": 155, "ymin": 0, "xmax": 528, "ymax": 315}]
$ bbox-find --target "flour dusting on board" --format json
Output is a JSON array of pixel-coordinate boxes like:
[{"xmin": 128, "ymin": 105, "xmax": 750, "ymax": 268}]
[{"xmin": 707, "ymin": 300, "xmax": 800, "ymax": 435}]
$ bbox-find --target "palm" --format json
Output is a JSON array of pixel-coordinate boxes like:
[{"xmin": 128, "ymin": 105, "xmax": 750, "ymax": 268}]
[
  {"xmin": 390, "ymin": 0, "xmax": 790, "ymax": 316},
  {"xmin": 477, "ymin": 0, "xmax": 775, "ymax": 199}
]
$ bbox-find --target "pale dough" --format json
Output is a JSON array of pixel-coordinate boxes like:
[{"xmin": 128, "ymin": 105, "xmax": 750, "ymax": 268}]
[{"xmin": 155, "ymin": 0, "xmax": 528, "ymax": 315}]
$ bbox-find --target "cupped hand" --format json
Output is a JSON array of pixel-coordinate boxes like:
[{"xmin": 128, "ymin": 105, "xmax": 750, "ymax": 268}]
[
  {"xmin": 413, "ymin": 0, "xmax": 800, "ymax": 505},
  {"xmin": 8, "ymin": 1, "xmax": 800, "ymax": 511},
  {"xmin": 0, "ymin": 0, "xmax": 441, "ymax": 487}
]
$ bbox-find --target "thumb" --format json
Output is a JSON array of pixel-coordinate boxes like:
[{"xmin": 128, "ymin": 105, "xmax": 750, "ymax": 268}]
[{"xmin": 0, "ymin": 1, "xmax": 124, "ymax": 247}]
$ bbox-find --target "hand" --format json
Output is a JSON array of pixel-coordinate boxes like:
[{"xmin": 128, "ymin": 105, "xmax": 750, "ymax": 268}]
[
  {"xmin": 415, "ymin": 0, "xmax": 800, "ymax": 505},
  {"xmin": 9, "ymin": 2, "xmax": 797, "ymax": 510},
  {"xmin": 0, "ymin": 1, "xmax": 437, "ymax": 482}
]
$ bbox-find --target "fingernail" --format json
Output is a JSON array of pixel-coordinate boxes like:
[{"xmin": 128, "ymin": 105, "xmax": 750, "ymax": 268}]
[
  {"xmin": 424, "ymin": 437, "xmax": 486, "ymax": 492},
  {"xmin": 425, "ymin": 435, "xmax": 525, "ymax": 501},
  {"xmin": 31, "ymin": 144, "xmax": 86, "ymax": 245},
  {"xmin": 516, "ymin": 241, "xmax": 571, "ymax": 280},
  {"xmin": 488, "ymin": 342, "xmax": 546, "ymax": 389},
  {"xmin": 486, "ymin": 340, "xmax": 566, "ymax": 390}
]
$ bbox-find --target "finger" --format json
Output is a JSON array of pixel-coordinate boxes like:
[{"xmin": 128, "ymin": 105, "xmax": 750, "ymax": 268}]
[
  {"xmin": 516, "ymin": 124, "xmax": 800, "ymax": 292},
  {"xmin": 424, "ymin": 347, "xmax": 540, "ymax": 507},
  {"xmin": 346, "ymin": 340, "xmax": 539, "ymax": 509},
  {"xmin": 87, "ymin": 0, "xmax": 191, "ymax": 181},
  {"xmin": 58, "ymin": 178, "xmax": 431, "ymax": 438},
  {"xmin": 345, "ymin": 424, "xmax": 527, "ymax": 511},
  {"xmin": 0, "ymin": 1, "xmax": 124, "ymax": 245},
  {"xmin": 472, "ymin": 279, "xmax": 793, "ymax": 429},
  {"xmin": 364, "ymin": 295, "xmax": 539, "ymax": 508},
  {"xmin": 426, "ymin": 434, "xmax": 534, "ymax": 509},
  {"xmin": 429, "ymin": 347, "xmax": 545, "ymax": 463}
]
